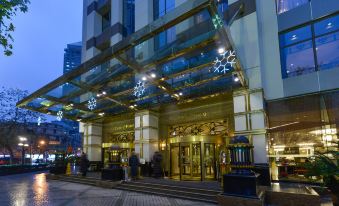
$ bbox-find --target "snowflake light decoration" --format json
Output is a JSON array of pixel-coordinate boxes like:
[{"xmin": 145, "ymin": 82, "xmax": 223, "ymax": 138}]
[
  {"xmin": 87, "ymin": 97, "xmax": 97, "ymax": 110},
  {"xmin": 213, "ymin": 50, "xmax": 236, "ymax": 74},
  {"xmin": 37, "ymin": 116, "xmax": 42, "ymax": 126},
  {"xmin": 212, "ymin": 14, "xmax": 223, "ymax": 29},
  {"xmin": 134, "ymin": 80, "xmax": 146, "ymax": 98},
  {"xmin": 56, "ymin": 111, "xmax": 63, "ymax": 121}
]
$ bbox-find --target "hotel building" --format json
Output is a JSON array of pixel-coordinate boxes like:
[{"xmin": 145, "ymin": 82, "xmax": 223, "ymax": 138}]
[{"xmin": 18, "ymin": 0, "xmax": 339, "ymax": 182}]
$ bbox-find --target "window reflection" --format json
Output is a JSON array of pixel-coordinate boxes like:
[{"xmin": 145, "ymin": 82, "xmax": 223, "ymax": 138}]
[
  {"xmin": 276, "ymin": 0, "xmax": 309, "ymax": 14},
  {"xmin": 281, "ymin": 40, "xmax": 315, "ymax": 78},
  {"xmin": 314, "ymin": 15, "xmax": 339, "ymax": 36},
  {"xmin": 316, "ymin": 31, "xmax": 339, "ymax": 70},
  {"xmin": 279, "ymin": 26, "xmax": 312, "ymax": 47},
  {"xmin": 279, "ymin": 14, "xmax": 339, "ymax": 77}
]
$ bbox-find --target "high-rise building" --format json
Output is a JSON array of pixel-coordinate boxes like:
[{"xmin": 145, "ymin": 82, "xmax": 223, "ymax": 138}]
[
  {"xmin": 63, "ymin": 42, "xmax": 82, "ymax": 74},
  {"xmin": 61, "ymin": 42, "xmax": 82, "ymax": 151},
  {"xmin": 18, "ymin": 0, "xmax": 339, "ymax": 183}
]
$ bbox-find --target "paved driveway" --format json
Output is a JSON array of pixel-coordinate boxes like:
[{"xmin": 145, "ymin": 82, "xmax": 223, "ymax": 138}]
[{"xmin": 0, "ymin": 172, "xmax": 215, "ymax": 206}]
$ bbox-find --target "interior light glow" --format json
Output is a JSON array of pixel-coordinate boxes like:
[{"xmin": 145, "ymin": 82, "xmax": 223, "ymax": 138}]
[
  {"xmin": 218, "ymin": 47, "xmax": 225, "ymax": 54},
  {"xmin": 142, "ymin": 76, "xmax": 147, "ymax": 81},
  {"xmin": 150, "ymin": 73, "xmax": 156, "ymax": 78}
]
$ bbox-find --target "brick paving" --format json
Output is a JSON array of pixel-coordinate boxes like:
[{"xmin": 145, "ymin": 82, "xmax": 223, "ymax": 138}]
[{"xmin": 0, "ymin": 172, "xmax": 216, "ymax": 206}]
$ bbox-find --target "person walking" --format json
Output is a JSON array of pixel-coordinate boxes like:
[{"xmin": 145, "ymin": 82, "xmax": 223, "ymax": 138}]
[
  {"xmin": 80, "ymin": 152, "xmax": 89, "ymax": 177},
  {"xmin": 129, "ymin": 152, "xmax": 139, "ymax": 180},
  {"xmin": 152, "ymin": 151, "xmax": 163, "ymax": 178}
]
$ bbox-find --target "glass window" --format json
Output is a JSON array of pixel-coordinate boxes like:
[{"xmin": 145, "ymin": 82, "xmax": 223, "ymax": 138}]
[
  {"xmin": 123, "ymin": 0, "xmax": 135, "ymax": 37},
  {"xmin": 154, "ymin": 0, "xmax": 176, "ymax": 50},
  {"xmin": 316, "ymin": 31, "xmax": 339, "ymax": 70},
  {"xmin": 276, "ymin": 0, "xmax": 309, "ymax": 14},
  {"xmin": 102, "ymin": 11, "xmax": 110, "ymax": 31},
  {"xmin": 314, "ymin": 14, "xmax": 339, "ymax": 36},
  {"xmin": 279, "ymin": 26, "xmax": 312, "ymax": 47},
  {"xmin": 217, "ymin": 0, "xmax": 228, "ymax": 13},
  {"xmin": 281, "ymin": 40, "xmax": 315, "ymax": 78}
]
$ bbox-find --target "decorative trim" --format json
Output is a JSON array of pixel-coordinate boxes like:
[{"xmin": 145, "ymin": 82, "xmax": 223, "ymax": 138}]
[{"xmin": 169, "ymin": 120, "xmax": 229, "ymax": 138}]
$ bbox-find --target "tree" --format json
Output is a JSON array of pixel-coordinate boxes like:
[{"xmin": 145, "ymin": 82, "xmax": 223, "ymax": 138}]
[
  {"xmin": 0, "ymin": 87, "xmax": 44, "ymax": 163},
  {"xmin": 0, "ymin": 0, "xmax": 30, "ymax": 56}
]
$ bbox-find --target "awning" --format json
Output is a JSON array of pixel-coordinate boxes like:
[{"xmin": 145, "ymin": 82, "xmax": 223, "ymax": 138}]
[{"xmin": 17, "ymin": 0, "xmax": 247, "ymax": 122}]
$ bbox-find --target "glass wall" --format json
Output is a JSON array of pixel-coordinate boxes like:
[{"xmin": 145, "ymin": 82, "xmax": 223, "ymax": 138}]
[
  {"xmin": 276, "ymin": 0, "xmax": 309, "ymax": 14},
  {"xmin": 267, "ymin": 93, "xmax": 338, "ymax": 182},
  {"xmin": 123, "ymin": 0, "xmax": 135, "ymax": 37},
  {"xmin": 154, "ymin": 0, "xmax": 176, "ymax": 50},
  {"xmin": 280, "ymin": 13, "xmax": 339, "ymax": 78}
]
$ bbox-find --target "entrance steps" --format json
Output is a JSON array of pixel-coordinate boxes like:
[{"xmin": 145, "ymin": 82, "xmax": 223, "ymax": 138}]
[
  {"xmin": 116, "ymin": 180, "xmax": 220, "ymax": 204},
  {"xmin": 46, "ymin": 174, "xmax": 118, "ymax": 188}
]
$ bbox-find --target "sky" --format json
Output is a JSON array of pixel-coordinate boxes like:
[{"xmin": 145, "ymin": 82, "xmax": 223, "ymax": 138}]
[{"xmin": 0, "ymin": 0, "xmax": 83, "ymax": 93}]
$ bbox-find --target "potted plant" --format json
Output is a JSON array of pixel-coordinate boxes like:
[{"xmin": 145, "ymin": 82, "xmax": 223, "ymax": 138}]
[{"xmin": 303, "ymin": 141, "xmax": 339, "ymax": 206}]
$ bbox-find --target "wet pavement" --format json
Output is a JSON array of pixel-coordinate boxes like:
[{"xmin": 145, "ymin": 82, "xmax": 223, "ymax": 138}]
[{"xmin": 0, "ymin": 172, "xmax": 215, "ymax": 206}]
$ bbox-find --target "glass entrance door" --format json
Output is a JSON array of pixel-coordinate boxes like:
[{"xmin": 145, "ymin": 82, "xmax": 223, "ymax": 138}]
[
  {"xmin": 170, "ymin": 142, "xmax": 202, "ymax": 180},
  {"xmin": 180, "ymin": 143, "xmax": 192, "ymax": 180},
  {"xmin": 170, "ymin": 144, "xmax": 180, "ymax": 179},
  {"xmin": 204, "ymin": 143, "xmax": 216, "ymax": 180}
]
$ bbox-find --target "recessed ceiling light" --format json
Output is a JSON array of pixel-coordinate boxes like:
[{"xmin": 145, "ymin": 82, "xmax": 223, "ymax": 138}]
[
  {"xmin": 150, "ymin": 73, "xmax": 156, "ymax": 78},
  {"xmin": 102, "ymin": 91, "xmax": 106, "ymax": 95},
  {"xmin": 234, "ymin": 77, "xmax": 239, "ymax": 82},
  {"xmin": 179, "ymin": 92, "xmax": 183, "ymax": 96},
  {"xmin": 142, "ymin": 76, "xmax": 147, "ymax": 81},
  {"xmin": 218, "ymin": 47, "xmax": 225, "ymax": 54}
]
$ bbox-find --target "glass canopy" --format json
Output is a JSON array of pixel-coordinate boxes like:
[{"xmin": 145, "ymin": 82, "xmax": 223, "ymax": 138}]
[{"xmin": 17, "ymin": 0, "xmax": 246, "ymax": 122}]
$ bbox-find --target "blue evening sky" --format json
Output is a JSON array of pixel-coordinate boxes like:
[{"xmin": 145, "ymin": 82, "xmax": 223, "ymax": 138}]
[{"xmin": 0, "ymin": 0, "xmax": 83, "ymax": 93}]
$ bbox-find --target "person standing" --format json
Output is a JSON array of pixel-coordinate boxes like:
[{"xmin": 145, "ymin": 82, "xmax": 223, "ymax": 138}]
[
  {"xmin": 129, "ymin": 152, "xmax": 139, "ymax": 180},
  {"xmin": 80, "ymin": 152, "xmax": 89, "ymax": 177},
  {"xmin": 152, "ymin": 151, "xmax": 163, "ymax": 178}
]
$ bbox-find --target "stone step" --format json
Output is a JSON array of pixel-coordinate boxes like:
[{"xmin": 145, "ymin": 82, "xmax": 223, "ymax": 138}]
[
  {"xmin": 116, "ymin": 181, "xmax": 219, "ymax": 204},
  {"xmin": 47, "ymin": 174, "xmax": 118, "ymax": 188},
  {"xmin": 126, "ymin": 180, "xmax": 220, "ymax": 195}
]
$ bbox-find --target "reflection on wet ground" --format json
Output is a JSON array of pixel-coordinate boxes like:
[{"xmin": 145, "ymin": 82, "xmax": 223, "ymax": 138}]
[{"xmin": 0, "ymin": 172, "xmax": 214, "ymax": 206}]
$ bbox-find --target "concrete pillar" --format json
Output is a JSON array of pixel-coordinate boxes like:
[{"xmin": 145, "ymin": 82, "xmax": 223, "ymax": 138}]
[
  {"xmin": 134, "ymin": 110, "xmax": 159, "ymax": 163},
  {"xmin": 80, "ymin": 123, "xmax": 103, "ymax": 162},
  {"xmin": 233, "ymin": 89, "xmax": 268, "ymax": 164}
]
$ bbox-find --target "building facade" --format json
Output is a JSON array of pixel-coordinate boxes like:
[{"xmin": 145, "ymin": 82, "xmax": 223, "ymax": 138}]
[
  {"xmin": 63, "ymin": 42, "xmax": 82, "ymax": 74},
  {"xmin": 18, "ymin": 0, "xmax": 339, "ymax": 182}
]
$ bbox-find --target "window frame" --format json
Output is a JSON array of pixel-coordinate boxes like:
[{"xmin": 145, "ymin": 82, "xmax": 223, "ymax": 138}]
[{"xmin": 279, "ymin": 12, "xmax": 339, "ymax": 78}]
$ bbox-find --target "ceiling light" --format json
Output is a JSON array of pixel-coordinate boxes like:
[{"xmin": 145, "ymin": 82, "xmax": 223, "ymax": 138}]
[
  {"xmin": 102, "ymin": 91, "xmax": 106, "ymax": 95},
  {"xmin": 150, "ymin": 73, "xmax": 156, "ymax": 78},
  {"xmin": 160, "ymin": 77, "xmax": 165, "ymax": 81},
  {"xmin": 134, "ymin": 104, "xmax": 137, "ymax": 107},
  {"xmin": 99, "ymin": 112, "xmax": 105, "ymax": 116},
  {"xmin": 96, "ymin": 94, "xmax": 101, "ymax": 97},
  {"xmin": 129, "ymin": 105, "xmax": 134, "ymax": 109},
  {"xmin": 234, "ymin": 76, "xmax": 239, "ymax": 82},
  {"xmin": 77, "ymin": 119, "xmax": 81, "ymax": 122},
  {"xmin": 142, "ymin": 76, "xmax": 147, "ymax": 81},
  {"xmin": 218, "ymin": 47, "xmax": 225, "ymax": 54},
  {"xmin": 179, "ymin": 92, "xmax": 183, "ymax": 96}
]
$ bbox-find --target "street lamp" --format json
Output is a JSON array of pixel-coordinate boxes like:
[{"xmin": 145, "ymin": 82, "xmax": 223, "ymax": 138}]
[
  {"xmin": 18, "ymin": 142, "xmax": 29, "ymax": 165},
  {"xmin": 19, "ymin": 136, "xmax": 27, "ymax": 142}
]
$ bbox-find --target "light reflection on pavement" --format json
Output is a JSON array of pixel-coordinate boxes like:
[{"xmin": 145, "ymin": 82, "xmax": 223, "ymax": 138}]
[{"xmin": 0, "ymin": 172, "xmax": 214, "ymax": 206}]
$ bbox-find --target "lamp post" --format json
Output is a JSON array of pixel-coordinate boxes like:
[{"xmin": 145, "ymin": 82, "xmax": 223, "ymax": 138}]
[
  {"xmin": 18, "ymin": 142, "xmax": 29, "ymax": 165},
  {"xmin": 18, "ymin": 136, "xmax": 28, "ymax": 165},
  {"xmin": 39, "ymin": 140, "xmax": 46, "ymax": 163}
]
